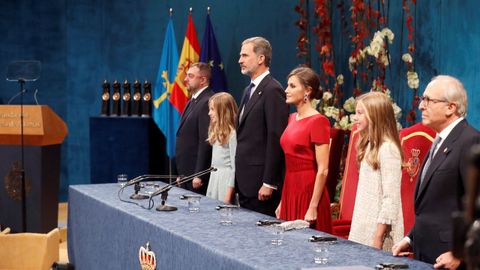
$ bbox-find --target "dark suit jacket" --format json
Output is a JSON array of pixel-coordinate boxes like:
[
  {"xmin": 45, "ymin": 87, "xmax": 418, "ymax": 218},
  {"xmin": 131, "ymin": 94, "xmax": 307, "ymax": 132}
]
[
  {"xmin": 235, "ymin": 74, "xmax": 289, "ymax": 198},
  {"xmin": 175, "ymin": 88, "xmax": 214, "ymax": 194},
  {"xmin": 409, "ymin": 119, "xmax": 480, "ymax": 264}
]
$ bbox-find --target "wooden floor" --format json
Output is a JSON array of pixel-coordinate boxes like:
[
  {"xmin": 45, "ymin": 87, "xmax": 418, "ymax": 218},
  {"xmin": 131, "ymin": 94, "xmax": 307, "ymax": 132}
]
[{"xmin": 58, "ymin": 202, "xmax": 69, "ymax": 263}]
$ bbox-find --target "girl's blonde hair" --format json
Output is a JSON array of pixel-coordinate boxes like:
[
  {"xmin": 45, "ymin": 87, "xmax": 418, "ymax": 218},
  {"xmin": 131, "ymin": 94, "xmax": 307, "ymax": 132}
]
[
  {"xmin": 356, "ymin": 92, "xmax": 403, "ymax": 170},
  {"xmin": 207, "ymin": 92, "xmax": 238, "ymax": 146}
]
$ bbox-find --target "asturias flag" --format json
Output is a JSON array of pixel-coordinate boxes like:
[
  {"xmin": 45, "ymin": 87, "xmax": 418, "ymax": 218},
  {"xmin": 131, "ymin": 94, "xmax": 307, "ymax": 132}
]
[
  {"xmin": 152, "ymin": 18, "xmax": 179, "ymax": 158},
  {"xmin": 170, "ymin": 14, "xmax": 200, "ymax": 114},
  {"xmin": 200, "ymin": 13, "xmax": 227, "ymax": 92}
]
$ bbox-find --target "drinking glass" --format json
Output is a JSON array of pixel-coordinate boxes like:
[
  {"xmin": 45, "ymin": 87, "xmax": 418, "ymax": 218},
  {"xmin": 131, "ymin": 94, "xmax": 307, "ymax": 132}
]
[
  {"xmin": 270, "ymin": 224, "xmax": 285, "ymax": 246},
  {"xmin": 117, "ymin": 174, "xmax": 128, "ymax": 187}
]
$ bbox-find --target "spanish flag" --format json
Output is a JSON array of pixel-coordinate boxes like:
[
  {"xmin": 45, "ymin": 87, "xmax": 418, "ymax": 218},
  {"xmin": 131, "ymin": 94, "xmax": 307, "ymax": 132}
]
[{"xmin": 170, "ymin": 14, "xmax": 200, "ymax": 113}]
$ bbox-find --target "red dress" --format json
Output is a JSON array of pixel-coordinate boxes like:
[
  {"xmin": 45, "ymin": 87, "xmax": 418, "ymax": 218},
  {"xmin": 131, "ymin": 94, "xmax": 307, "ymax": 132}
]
[{"xmin": 279, "ymin": 113, "xmax": 332, "ymax": 233}]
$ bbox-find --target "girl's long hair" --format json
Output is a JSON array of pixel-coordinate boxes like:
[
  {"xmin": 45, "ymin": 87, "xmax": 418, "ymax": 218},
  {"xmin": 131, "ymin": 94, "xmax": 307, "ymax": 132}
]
[
  {"xmin": 356, "ymin": 92, "xmax": 403, "ymax": 170},
  {"xmin": 207, "ymin": 92, "xmax": 238, "ymax": 146}
]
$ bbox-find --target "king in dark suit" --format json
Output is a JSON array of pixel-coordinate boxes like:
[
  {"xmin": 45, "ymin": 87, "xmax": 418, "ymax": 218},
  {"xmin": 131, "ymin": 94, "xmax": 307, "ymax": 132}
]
[
  {"xmin": 175, "ymin": 62, "xmax": 214, "ymax": 195},
  {"xmin": 393, "ymin": 75, "xmax": 480, "ymax": 269},
  {"xmin": 235, "ymin": 37, "xmax": 289, "ymax": 216}
]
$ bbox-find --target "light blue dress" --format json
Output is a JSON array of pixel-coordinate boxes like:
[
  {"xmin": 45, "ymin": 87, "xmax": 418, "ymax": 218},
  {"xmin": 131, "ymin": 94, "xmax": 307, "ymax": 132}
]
[{"xmin": 206, "ymin": 131, "xmax": 237, "ymax": 201}]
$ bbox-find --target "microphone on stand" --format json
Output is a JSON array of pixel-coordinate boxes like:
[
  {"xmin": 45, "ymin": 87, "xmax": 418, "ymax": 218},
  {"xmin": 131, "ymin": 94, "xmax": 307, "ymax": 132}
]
[
  {"xmin": 121, "ymin": 174, "xmax": 178, "ymax": 200},
  {"xmin": 149, "ymin": 167, "xmax": 217, "ymax": 212}
]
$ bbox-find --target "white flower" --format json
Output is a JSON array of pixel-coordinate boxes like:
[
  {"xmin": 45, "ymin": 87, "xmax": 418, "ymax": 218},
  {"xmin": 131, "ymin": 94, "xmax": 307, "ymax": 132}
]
[
  {"xmin": 336, "ymin": 74, "xmax": 344, "ymax": 85},
  {"xmin": 402, "ymin": 53, "xmax": 413, "ymax": 63},
  {"xmin": 348, "ymin": 56, "xmax": 357, "ymax": 71},
  {"xmin": 338, "ymin": 115, "xmax": 352, "ymax": 130},
  {"xmin": 324, "ymin": 106, "xmax": 340, "ymax": 121},
  {"xmin": 392, "ymin": 102, "xmax": 402, "ymax": 120},
  {"xmin": 343, "ymin": 97, "xmax": 356, "ymax": 113},
  {"xmin": 381, "ymin": 28, "xmax": 394, "ymax": 43},
  {"xmin": 379, "ymin": 53, "xmax": 390, "ymax": 66},
  {"xmin": 311, "ymin": 98, "xmax": 320, "ymax": 110},
  {"xmin": 322, "ymin": 91, "xmax": 333, "ymax": 101},
  {"xmin": 407, "ymin": 71, "xmax": 419, "ymax": 89}
]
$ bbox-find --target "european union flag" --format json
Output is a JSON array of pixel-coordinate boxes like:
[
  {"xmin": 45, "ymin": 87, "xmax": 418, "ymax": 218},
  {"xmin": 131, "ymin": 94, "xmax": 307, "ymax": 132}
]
[
  {"xmin": 152, "ymin": 18, "xmax": 179, "ymax": 158},
  {"xmin": 200, "ymin": 14, "xmax": 227, "ymax": 92}
]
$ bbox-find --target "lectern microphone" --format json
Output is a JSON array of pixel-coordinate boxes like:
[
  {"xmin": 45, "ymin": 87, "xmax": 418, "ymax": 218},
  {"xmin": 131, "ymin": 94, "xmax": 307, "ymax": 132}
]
[
  {"xmin": 149, "ymin": 167, "xmax": 217, "ymax": 212},
  {"xmin": 123, "ymin": 174, "xmax": 179, "ymax": 188}
]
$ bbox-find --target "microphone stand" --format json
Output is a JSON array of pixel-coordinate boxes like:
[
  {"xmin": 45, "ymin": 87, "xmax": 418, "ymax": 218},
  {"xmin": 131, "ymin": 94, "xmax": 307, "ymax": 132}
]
[
  {"xmin": 122, "ymin": 174, "xmax": 179, "ymax": 200},
  {"xmin": 19, "ymin": 79, "xmax": 26, "ymax": 232},
  {"xmin": 150, "ymin": 167, "xmax": 216, "ymax": 212}
]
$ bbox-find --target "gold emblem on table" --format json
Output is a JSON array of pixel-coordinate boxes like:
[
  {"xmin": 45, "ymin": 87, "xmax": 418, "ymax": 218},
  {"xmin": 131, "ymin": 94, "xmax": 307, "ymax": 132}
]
[
  {"xmin": 405, "ymin": 148, "xmax": 421, "ymax": 182},
  {"xmin": 139, "ymin": 242, "xmax": 156, "ymax": 270},
  {"xmin": 143, "ymin": 93, "xmax": 151, "ymax": 101}
]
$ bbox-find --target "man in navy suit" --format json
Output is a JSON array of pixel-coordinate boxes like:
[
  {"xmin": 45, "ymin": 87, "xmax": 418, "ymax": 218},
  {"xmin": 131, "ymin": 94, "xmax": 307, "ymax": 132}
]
[
  {"xmin": 393, "ymin": 75, "xmax": 480, "ymax": 269},
  {"xmin": 175, "ymin": 62, "xmax": 214, "ymax": 195},
  {"xmin": 235, "ymin": 37, "xmax": 289, "ymax": 216}
]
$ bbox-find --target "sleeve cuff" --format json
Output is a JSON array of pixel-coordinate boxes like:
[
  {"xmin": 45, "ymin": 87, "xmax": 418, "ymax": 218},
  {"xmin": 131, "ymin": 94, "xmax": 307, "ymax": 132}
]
[
  {"xmin": 263, "ymin": 183, "xmax": 277, "ymax": 190},
  {"xmin": 403, "ymin": 236, "xmax": 411, "ymax": 245}
]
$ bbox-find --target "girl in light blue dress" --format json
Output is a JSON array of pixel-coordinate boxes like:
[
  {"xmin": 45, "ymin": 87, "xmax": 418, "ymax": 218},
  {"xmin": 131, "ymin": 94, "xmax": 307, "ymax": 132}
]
[{"xmin": 206, "ymin": 92, "xmax": 238, "ymax": 203}]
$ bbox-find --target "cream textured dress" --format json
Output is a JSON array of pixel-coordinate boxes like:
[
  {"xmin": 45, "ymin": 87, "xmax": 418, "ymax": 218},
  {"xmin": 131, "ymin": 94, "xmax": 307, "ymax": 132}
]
[
  {"xmin": 206, "ymin": 132, "xmax": 236, "ymax": 201},
  {"xmin": 349, "ymin": 140, "xmax": 404, "ymax": 251}
]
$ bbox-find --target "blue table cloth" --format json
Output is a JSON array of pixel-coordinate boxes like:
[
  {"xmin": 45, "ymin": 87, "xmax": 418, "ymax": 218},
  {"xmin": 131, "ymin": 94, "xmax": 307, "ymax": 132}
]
[{"xmin": 68, "ymin": 183, "xmax": 432, "ymax": 270}]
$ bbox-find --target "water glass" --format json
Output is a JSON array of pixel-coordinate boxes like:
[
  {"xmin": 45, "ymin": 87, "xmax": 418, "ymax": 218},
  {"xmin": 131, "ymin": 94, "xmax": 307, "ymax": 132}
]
[
  {"xmin": 219, "ymin": 205, "xmax": 238, "ymax": 225},
  {"xmin": 313, "ymin": 241, "xmax": 330, "ymax": 264},
  {"xmin": 117, "ymin": 174, "xmax": 128, "ymax": 187},
  {"xmin": 186, "ymin": 195, "xmax": 201, "ymax": 212},
  {"xmin": 270, "ymin": 224, "xmax": 285, "ymax": 246}
]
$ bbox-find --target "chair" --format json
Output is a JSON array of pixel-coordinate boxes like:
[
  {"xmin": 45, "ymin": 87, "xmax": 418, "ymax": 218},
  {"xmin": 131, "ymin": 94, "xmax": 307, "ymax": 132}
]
[
  {"xmin": 0, "ymin": 228, "xmax": 60, "ymax": 270},
  {"xmin": 326, "ymin": 128, "xmax": 347, "ymax": 202},
  {"xmin": 399, "ymin": 123, "xmax": 436, "ymax": 235},
  {"xmin": 331, "ymin": 125, "xmax": 360, "ymax": 238}
]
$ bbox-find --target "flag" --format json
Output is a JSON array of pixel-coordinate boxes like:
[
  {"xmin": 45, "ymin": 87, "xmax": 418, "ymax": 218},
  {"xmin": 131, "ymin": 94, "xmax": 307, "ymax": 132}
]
[
  {"xmin": 200, "ymin": 13, "xmax": 227, "ymax": 92},
  {"xmin": 170, "ymin": 14, "xmax": 200, "ymax": 114},
  {"xmin": 152, "ymin": 18, "xmax": 179, "ymax": 158}
]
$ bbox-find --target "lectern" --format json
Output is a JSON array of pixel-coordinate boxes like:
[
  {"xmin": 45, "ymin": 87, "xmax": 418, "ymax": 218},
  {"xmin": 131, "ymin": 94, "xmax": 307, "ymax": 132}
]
[{"xmin": 0, "ymin": 105, "xmax": 67, "ymax": 233}]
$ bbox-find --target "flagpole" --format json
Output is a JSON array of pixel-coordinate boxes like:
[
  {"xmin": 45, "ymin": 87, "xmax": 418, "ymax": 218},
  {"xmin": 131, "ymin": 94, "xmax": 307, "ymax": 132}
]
[
  {"xmin": 189, "ymin": 7, "xmax": 192, "ymax": 15},
  {"xmin": 169, "ymin": 8, "xmax": 173, "ymax": 17},
  {"xmin": 207, "ymin": 6, "xmax": 210, "ymax": 14}
]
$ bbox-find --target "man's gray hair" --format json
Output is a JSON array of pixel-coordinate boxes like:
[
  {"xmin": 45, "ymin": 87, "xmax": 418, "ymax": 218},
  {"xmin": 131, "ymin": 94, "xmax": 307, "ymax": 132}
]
[
  {"xmin": 430, "ymin": 75, "xmax": 468, "ymax": 117},
  {"xmin": 242, "ymin": 37, "xmax": 272, "ymax": 67}
]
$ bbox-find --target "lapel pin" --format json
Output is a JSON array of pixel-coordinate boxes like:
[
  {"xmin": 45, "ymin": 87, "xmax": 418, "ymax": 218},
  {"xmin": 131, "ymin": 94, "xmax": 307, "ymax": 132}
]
[
  {"xmin": 444, "ymin": 147, "xmax": 448, "ymax": 153},
  {"xmin": 258, "ymin": 91, "xmax": 262, "ymax": 95}
]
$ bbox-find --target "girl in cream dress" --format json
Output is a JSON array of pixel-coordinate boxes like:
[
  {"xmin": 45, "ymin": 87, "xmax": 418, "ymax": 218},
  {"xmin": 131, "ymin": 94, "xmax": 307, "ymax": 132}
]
[
  {"xmin": 348, "ymin": 92, "xmax": 404, "ymax": 251},
  {"xmin": 206, "ymin": 93, "xmax": 238, "ymax": 204}
]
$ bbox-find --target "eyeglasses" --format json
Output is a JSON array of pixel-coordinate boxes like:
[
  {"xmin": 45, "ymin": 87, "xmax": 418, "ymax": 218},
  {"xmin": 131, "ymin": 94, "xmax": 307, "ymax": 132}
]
[{"xmin": 419, "ymin": 96, "xmax": 449, "ymax": 106}]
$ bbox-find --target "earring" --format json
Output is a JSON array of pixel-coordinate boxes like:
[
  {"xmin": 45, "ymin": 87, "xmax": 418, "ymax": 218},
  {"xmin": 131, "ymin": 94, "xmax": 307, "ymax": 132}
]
[{"xmin": 303, "ymin": 93, "xmax": 308, "ymax": 103}]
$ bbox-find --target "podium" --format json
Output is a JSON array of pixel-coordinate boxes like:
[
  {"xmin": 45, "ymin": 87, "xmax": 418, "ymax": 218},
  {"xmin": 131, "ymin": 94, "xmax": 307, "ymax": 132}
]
[{"xmin": 0, "ymin": 105, "xmax": 67, "ymax": 233}]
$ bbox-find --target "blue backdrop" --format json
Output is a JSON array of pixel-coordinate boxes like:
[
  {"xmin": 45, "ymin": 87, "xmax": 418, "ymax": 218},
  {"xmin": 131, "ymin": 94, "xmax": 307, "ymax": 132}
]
[{"xmin": 0, "ymin": 0, "xmax": 478, "ymax": 201}]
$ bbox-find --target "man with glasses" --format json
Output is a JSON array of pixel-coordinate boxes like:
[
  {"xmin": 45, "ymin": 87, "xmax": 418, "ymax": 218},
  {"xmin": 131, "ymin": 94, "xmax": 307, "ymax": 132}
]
[
  {"xmin": 393, "ymin": 75, "xmax": 480, "ymax": 269},
  {"xmin": 175, "ymin": 62, "xmax": 214, "ymax": 194}
]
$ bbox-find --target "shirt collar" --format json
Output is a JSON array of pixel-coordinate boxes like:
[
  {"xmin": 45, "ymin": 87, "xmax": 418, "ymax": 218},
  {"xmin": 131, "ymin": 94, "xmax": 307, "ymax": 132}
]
[
  {"xmin": 191, "ymin": 86, "xmax": 208, "ymax": 99},
  {"xmin": 251, "ymin": 70, "xmax": 270, "ymax": 87},
  {"xmin": 437, "ymin": 117, "xmax": 464, "ymax": 141}
]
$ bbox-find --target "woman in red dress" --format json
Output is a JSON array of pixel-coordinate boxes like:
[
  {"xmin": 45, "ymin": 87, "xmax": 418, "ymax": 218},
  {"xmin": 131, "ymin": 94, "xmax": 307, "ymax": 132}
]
[{"xmin": 275, "ymin": 67, "xmax": 332, "ymax": 233}]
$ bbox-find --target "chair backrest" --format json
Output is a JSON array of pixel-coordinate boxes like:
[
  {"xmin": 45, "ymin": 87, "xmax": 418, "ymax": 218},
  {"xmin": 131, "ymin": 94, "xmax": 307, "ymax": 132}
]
[
  {"xmin": 400, "ymin": 123, "xmax": 436, "ymax": 235},
  {"xmin": 0, "ymin": 228, "xmax": 60, "ymax": 270},
  {"xmin": 338, "ymin": 125, "xmax": 360, "ymax": 220},
  {"xmin": 326, "ymin": 128, "xmax": 347, "ymax": 202}
]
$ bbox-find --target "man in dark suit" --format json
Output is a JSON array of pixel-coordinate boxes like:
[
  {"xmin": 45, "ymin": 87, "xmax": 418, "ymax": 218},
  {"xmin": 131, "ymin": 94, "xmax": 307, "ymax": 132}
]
[
  {"xmin": 235, "ymin": 37, "xmax": 289, "ymax": 216},
  {"xmin": 393, "ymin": 75, "xmax": 480, "ymax": 269},
  {"xmin": 175, "ymin": 62, "xmax": 214, "ymax": 195}
]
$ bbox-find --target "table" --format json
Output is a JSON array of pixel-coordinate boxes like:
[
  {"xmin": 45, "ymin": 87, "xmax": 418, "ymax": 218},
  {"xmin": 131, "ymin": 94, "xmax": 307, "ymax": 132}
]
[{"xmin": 68, "ymin": 183, "xmax": 432, "ymax": 269}]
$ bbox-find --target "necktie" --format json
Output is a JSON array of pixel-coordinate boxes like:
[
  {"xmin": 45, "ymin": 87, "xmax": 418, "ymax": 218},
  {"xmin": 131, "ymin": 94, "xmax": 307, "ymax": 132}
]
[
  {"xmin": 242, "ymin": 83, "xmax": 255, "ymax": 106},
  {"xmin": 420, "ymin": 136, "xmax": 442, "ymax": 183}
]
